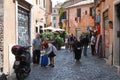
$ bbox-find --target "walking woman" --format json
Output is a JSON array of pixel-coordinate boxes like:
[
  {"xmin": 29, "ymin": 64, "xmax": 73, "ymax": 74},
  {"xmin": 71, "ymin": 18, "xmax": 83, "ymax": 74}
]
[
  {"xmin": 43, "ymin": 42, "xmax": 57, "ymax": 67},
  {"xmin": 72, "ymin": 38, "xmax": 82, "ymax": 62}
]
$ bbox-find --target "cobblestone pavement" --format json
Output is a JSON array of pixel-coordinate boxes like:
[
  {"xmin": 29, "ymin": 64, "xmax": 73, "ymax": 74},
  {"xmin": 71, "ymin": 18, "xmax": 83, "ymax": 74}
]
[{"xmin": 24, "ymin": 48, "xmax": 120, "ymax": 80}]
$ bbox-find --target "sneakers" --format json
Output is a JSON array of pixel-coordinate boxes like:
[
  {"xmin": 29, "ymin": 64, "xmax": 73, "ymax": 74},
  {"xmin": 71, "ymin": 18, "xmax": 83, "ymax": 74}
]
[{"xmin": 49, "ymin": 64, "xmax": 54, "ymax": 67}]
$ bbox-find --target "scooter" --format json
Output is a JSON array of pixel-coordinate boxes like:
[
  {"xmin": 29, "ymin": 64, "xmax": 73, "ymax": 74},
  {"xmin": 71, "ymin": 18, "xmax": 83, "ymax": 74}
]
[{"xmin": 11, "ymin": 45, "xmax": 31, "ymax": 80}]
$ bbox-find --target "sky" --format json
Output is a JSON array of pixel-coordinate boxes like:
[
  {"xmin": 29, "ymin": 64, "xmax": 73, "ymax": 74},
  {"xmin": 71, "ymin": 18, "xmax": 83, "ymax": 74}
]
[
  {"xmin": 52, "ymin": 0, "xmax": 66, "ymax": 7},
  {"xmin": 25, "ymin": 0, "xmax": 67, "ymax": 7}
]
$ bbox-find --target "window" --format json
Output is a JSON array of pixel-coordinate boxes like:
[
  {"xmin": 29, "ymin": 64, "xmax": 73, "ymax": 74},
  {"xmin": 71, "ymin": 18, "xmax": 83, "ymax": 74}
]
[
  {"xmin": 39, "ymin": 0, "xmax": 40, "ymax": 5},
  {"xmin": 44, "ymin": 24, "xmax": 46, "ymax": 28},
  {"xmin": 39, "ymin": 26, "xmax": 43, "ymax": 33},
  {"xmin": 85, "ymin": 11, "xmax": 87, "ymax": 15},
  {"xmin": 62, "ymin": 11, "xmax": 66, "ymax": 19},
  {"xmin": 53, "ymin": 17, "xmax": 56, "ymax": 20},
  {"xmin": 36, "ymin": 0, "xmax": 38, "ymax": 5},
  {"xmin": 43, "ymin": 0, "xmax": 46, "ymax": 8},
  {"xmin": 54, "ymin": 10, "xmax": 56, "ymax": 13},
  {"xmin": 77, "ymin": 8, "xmax": 81, "ymax": 17},
  {"xmin": 36, "ymin": 27, "xmax": 38, "ymax": 33},
  {"xmin": 54, "ymin": 23, "xmax": 56, "ymax": 28},
  {"xmin": 90, "ymin": 7, "xmax": 95, "ymax": 16}
]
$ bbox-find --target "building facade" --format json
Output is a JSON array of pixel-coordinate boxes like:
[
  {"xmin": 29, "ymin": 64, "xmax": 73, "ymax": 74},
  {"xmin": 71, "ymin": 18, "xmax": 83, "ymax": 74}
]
[
  {"xmin": 52, "ymin": 3, "xmax": 62, "ymax": 28},
  {"xmin": 113, "ymin": 0, "xmax": 120, "ymax": 73},
  {"xmin": 46, "ymin": 0, "xmax": 52, "ymax": 27},
  {"xmin": 95, "ymin": 0, "xmax": 120, "ymax": 73},
  {"xmin": 0, "ymin": 0, "xmax": 4, "ymax": 72},
  {"xmin": 62, "ymin": 0, "xmax": 95, "ymax": 39},
  {"xmin": 31, "ymin": 0, "xmax": 52, "ymax": 35},
  {"xmin": 0, "ymin": 0, "xmax": 52, "ymax": 75},
  {"xmin": 3, "ymin": 0, "xmax": 32, "ymax": 74}
]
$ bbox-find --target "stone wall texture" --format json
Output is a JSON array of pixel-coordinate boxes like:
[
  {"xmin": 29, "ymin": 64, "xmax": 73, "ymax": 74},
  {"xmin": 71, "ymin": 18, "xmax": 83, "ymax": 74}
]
[{"xmin": 0, "ymin": 0, "xmax": 4, "ymax": 71}]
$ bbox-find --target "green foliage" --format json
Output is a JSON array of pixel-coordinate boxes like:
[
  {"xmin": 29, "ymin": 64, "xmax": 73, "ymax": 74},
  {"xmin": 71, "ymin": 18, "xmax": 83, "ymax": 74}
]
[
  {"xmin": 55, "ymin": 35, "xmax": 64, "ymax": 46},
  {"xmin": 58, "ymin": 6, "xmax": 63, "ymax": 17},
  {"xmin": 41, "ymin": 32, "xmax": 54, "ymax": 41},
  {"xmin": 59, "ymin": 31, "xmax": 67, "ymax": 41}
]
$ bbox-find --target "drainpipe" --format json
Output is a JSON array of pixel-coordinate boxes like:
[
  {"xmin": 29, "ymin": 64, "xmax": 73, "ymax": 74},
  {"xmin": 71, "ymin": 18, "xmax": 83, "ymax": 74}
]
[
  {"xmin": 15, "ymin": 0, "xmax": 18, "ymax": 44},
  {"xmin": 68, "ymin": 9, "xmax": 70, "ymax": 33}
]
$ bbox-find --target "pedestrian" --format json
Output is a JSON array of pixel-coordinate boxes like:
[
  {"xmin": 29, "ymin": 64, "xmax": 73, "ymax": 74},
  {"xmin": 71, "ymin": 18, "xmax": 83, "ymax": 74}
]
[
  {"xmin": 72, "ymin": 37, "xmax": 82, "ymax": 62},
  {"xmin": 82, "ymin": 34, "xmax": 89, "ymax": 56},
  {"xmin": 32, "ymin": 33, "xmax": 42, "ymax": 65},
  {"xmin": 43, "ymin": 42, "xmax": 57, "ymax": 67},
  {"xmin": 90, "ymin": 34, "xmax": 96, "ymax": 55},
  {"xmin": 68, "ymin": 33, "xmax": 74, "ymax": 51},
  {"xmin": 65, "ymin": 35, "xmax": 69, "ymax": 52}
]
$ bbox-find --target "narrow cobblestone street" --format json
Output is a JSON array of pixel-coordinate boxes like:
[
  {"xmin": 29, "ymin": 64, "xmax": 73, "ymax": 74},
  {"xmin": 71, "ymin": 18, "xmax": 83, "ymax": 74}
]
[{"xmin": 24, "ymin": 48, "xmax": 120, "ymax": 80}]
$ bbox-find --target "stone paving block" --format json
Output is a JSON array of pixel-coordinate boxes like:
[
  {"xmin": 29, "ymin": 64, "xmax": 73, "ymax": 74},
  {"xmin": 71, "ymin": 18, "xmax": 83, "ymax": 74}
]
[{"xmin": 10, "ymin": 49, "xmax": 120, "ymax": 80}]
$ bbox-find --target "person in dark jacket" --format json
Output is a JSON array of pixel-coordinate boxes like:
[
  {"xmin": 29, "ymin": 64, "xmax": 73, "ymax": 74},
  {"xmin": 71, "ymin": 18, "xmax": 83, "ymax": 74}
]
[
  {"xmin": 82, "ymin": 35, "xmax": 89, "ymax": 56},
  {"xmin": 72, "ymin": 37, "xmax": 82, "ymax": 61}
]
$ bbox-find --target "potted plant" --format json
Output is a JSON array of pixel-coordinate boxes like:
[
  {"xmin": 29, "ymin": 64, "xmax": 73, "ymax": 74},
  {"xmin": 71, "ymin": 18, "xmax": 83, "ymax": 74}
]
[{"xmin": 55, "ymin": 35, "xmax": 64, "ymax": 50}]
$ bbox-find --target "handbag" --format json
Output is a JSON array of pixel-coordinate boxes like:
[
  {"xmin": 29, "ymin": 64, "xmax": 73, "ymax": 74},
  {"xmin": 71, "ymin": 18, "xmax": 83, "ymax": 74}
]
[{"xmin": 48, "ymin": 46, "xmax": 56, "ymax": 57}]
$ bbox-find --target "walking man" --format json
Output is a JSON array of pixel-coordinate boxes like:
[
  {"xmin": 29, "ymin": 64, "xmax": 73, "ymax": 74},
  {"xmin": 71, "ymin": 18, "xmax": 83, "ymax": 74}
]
[
  {"xmin": 32, "ymin": 33, "xmax": 42, "ymax": 65},
  {"xmin": 82, "ymin": 34, "xmax": 89, "ymax": 56}
]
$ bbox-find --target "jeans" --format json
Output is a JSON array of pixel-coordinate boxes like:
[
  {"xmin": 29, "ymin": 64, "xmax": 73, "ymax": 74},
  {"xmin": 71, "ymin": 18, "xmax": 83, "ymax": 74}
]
[
  {"xmin": 91, "ymin": 45, "xmax": 95, "ymax": 55},
  {"xmin": 83, "ymin": 45, "xmax": 88, "ymax": 56}
]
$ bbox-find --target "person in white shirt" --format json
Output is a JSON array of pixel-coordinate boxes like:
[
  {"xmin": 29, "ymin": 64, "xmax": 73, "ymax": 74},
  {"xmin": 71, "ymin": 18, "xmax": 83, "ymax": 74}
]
[
  {"xmin": 65, "ymin": 35, "xmax": 69, "ymax": 52},
  {"xmin": 90, "ymin": 34, "xmax": 95, "ymax": 55},
  {"xmin": 43, "ymin": 42, "xmax": 57, "ymax": 67}
]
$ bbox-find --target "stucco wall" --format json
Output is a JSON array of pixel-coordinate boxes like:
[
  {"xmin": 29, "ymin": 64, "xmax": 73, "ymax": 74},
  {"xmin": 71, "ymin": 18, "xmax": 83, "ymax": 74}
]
[
  {"xmin": 65, "ymin": 3, "xmax": 94, "ymax": 36},
  {"xmin": 96, "ymin": 0, "xmax": 114, "ymax": 64},
  {"xmin": 113, "ymin": 0, "xmax": 120, "ymax": 67},
  {"xmin": 4, "ymin": 0, "xmax": 16, "ymax": 73}
]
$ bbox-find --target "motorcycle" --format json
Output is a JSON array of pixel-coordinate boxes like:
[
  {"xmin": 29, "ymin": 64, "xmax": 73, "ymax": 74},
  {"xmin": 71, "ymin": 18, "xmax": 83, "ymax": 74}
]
[{"xmin": 11, "ymin": 45, "xmax": 31, "ymax": 80}]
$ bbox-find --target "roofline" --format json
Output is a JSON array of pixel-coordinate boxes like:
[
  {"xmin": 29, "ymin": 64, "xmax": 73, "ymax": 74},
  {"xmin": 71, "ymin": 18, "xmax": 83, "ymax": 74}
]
[{"xmin": 64, "ymin": 2, "xmax": 94, "ymax": 9}]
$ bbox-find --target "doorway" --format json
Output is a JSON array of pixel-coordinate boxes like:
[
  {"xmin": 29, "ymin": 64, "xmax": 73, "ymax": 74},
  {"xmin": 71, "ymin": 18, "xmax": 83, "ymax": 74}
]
[
  {"xmin": 76, "ymin": 28, "xmax": 81, "ymax": 41},
  {"xmin": 114, "ymin": 2, "xmax": 120, "ymax": 66},
  {"xmin": 18, "ymin": 6, "xmax": 30, "ymax": 46},
  {"xmin": 103, "ymin": 10, "xmax": 109, "ymax": 59}
]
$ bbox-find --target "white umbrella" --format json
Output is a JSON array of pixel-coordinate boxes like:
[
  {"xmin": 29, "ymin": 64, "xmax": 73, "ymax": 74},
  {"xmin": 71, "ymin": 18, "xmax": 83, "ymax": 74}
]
[
  {"xmin": 41, "ymin": 26, "xmax": 55, "ymax": 31},
  {"xmin": 53, "ymin": 28, "xmax": 65, "ymax": 32}
]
